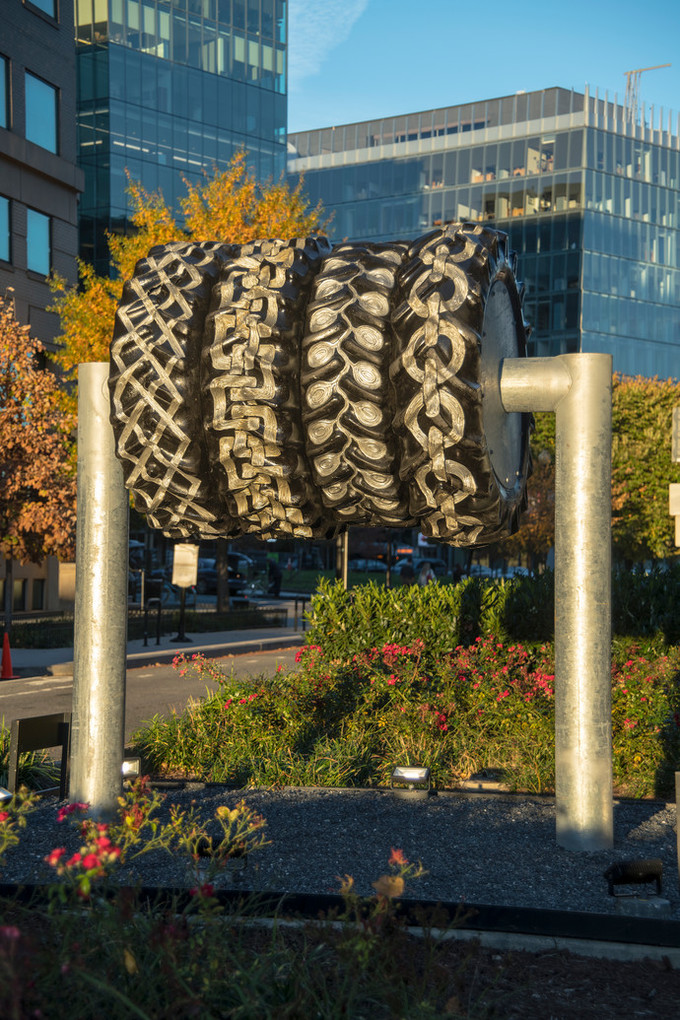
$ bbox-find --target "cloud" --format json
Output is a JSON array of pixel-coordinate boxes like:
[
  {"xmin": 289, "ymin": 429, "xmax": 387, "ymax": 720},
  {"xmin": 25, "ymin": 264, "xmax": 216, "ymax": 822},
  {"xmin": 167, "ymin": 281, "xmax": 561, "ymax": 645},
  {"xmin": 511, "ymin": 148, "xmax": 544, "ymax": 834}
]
[{"xmin": 288, "ymin": 0, "xmax": 369, "ymax": 91}]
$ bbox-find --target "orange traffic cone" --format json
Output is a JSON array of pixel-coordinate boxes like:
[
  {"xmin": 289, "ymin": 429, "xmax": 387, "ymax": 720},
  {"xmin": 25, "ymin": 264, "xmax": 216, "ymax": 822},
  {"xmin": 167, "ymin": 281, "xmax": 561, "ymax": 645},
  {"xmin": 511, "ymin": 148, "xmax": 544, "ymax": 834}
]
[{"xmin": 1, "ymin": 632, "xmax": 18, "ymax": 680}]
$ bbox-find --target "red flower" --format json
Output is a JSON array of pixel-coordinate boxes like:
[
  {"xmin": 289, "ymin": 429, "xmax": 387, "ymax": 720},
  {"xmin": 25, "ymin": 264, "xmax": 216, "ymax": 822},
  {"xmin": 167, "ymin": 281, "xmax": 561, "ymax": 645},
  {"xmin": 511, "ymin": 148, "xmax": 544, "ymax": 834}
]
[
  {"xmin": 389, "ymin": 847, "xmax": 408, "ymax": 867},
  {"xmin": 0, "ymin": 811, "xmax": 8, "ymax": 823},
  {"xmin": 45, "ymin": 847, "xmax": 66, "ymax": 867},
  {"xmin": 190, "ymin": 883, "xmax": 215, "ymax": 898},
  {"xmin": 57, "ymin": 802, "xmax": 89, "ymax": 823}
]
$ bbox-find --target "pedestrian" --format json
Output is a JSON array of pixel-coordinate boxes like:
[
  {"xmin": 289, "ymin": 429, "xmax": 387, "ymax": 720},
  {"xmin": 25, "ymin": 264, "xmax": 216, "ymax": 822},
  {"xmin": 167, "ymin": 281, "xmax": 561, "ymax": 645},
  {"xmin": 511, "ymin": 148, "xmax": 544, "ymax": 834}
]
[
  {"xmin": 418, "ymin": 561, "xmax": 435, "ymax": 586},
  {"xmin": 399, "ymin": 561, "xmax": 415, "ymax": 585},
  {"xmin": 268, "ymin": 558, "xmax": 282, "ymax": 597}
]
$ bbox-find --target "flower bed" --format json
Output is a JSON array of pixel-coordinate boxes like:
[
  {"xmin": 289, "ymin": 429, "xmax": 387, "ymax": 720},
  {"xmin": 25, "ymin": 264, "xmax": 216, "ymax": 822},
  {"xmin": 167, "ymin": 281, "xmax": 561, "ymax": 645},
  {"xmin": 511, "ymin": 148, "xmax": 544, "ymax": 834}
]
[{"xmin": 134, "ymin": 635, "xmax": 680, "ymax": 798}]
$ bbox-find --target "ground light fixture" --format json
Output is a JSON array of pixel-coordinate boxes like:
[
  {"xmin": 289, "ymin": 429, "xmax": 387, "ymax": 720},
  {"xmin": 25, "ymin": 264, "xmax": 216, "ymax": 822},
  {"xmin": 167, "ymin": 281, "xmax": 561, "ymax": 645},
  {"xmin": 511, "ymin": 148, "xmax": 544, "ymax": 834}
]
[
  {"xmin": 0, "ymin": 786, "xmax": 11, "ymax": 803},
  {"xmin": 391, "ymin": 765, "xmax": 431, "ymax": 799},
  {"xmin": 122, "ymin": 757, "xmax": 141, "ymax": 779}
]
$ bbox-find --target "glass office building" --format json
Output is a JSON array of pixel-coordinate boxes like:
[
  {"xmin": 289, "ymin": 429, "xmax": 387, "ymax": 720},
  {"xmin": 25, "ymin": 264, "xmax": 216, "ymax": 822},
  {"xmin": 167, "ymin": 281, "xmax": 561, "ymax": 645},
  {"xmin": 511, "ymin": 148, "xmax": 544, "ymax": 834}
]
[
  {"xmin": 288, "ymin": 87, "xmax": 680, "ymax": 377},
  {"xmin": 75, "ymin": 0, "xmax": 287, "ymax": 272}
]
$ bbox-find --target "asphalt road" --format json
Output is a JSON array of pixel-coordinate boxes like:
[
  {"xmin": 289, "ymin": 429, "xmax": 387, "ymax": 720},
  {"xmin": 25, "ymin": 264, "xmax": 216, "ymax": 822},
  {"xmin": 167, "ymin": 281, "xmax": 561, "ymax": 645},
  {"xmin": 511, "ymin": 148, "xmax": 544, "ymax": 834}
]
[{"xmin": 0, "ymin": 646, "xmax": 299, "ymax": 744}]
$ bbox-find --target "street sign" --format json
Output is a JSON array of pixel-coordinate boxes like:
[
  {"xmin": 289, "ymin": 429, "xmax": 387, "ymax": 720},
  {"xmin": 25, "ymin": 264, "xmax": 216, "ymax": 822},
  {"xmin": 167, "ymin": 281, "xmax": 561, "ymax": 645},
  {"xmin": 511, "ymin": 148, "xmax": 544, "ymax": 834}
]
[
  {"xmin": 670, "ymin": 484, "xmax": 680, "ymax": 517},
  {"xmin": 172, "ymin": 543, "xmax": 199, "ymax": 588}
]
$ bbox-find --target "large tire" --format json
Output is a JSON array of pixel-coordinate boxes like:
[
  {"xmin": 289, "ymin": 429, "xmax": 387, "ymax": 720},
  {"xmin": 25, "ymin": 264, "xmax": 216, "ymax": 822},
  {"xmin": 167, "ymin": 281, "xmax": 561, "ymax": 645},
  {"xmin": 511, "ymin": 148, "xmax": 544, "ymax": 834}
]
[
  {"xmin": 202, "ymin": 236, "xmax": 335, "ymax": 540},
  {"xmin": 390, "ymin": 224, "xmax": 530, "ymax": 545},
  {"xmin": 110, "ymin": 226, "xmax": 530, "ymax": 547},
  {"xmin": 300, "ymin": 242, "xmax": 413, "ymax": 526},
  {"xmin": 109, "ymin": 241, "xmax": 240, "ymax": 538}
]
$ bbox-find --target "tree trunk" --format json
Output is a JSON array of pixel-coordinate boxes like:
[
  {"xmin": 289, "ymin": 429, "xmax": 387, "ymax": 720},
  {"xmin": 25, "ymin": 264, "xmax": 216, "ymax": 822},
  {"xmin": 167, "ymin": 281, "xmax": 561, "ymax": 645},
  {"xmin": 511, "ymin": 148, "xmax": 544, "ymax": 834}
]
[
  {"xmin": 216, "ymin": 538, "xmax": 231, "ymax": 613},
  {"xmin": 3, "ymin": 557, "xmax": 13, "ymax": 633}
]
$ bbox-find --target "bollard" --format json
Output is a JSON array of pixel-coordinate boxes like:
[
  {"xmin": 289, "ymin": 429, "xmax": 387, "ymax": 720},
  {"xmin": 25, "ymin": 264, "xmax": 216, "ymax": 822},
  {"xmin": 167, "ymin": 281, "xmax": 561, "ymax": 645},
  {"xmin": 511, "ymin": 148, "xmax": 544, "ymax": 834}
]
[{"xmin": 70, "ymin": 363, "xmax": 129, "ymax": 816}]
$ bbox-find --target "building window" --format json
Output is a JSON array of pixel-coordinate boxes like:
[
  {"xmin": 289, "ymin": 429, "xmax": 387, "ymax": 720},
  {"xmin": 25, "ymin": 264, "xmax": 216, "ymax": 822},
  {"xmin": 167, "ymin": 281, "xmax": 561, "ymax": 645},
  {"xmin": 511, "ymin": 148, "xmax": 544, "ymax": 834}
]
[
  {"xmin": 0, "ymin": 196, "xmax": 9, "ymax": 262},
  {"xmin": 26, "ymin": 0, "xmax": 57, "ymax": 16},
  {"xmin": 25, "ymin": 72, "xmax": 58, "ymax": 152},
  {"xmin": 31, "ymin": 578, "xmax": 45, "ymax": 611},
  {"xmin": 26, "ymin": 208, "xmax": 50, "ymax": 275}
]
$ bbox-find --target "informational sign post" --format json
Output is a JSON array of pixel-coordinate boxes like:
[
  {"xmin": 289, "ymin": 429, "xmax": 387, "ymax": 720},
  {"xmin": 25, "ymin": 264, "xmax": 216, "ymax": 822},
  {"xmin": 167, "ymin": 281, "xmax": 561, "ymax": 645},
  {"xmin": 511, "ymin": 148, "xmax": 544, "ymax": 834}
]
[
  {"xmin": 670, "ymin": 483, "xmax": 680, "ymax": 547},
  {"xmin": 172, "ymin": 543, "xmax": 199, "ymax": 588},
  {"xmin": 171, "ymin": 544, "xmax": 199, "ymax": 643}
]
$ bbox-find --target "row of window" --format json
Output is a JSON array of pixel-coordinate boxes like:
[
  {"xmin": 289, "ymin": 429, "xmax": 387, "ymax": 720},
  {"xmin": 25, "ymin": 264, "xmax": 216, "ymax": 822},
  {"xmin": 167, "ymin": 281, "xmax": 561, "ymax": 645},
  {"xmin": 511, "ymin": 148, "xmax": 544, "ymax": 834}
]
[
  {"xmin": 319, "ymin": 175, "xmax": 585, "ymax": 242},
  {"xmin": 0, "ymin": 577, "xmax": 45, "ymax": 613},
  {"xmin": 0, "ymin": 196, "xmax": 51, "ymax": 274},
  {"xmin": 79, "ymin": 44, "xmax": 285, "ymax": 134},
  {"xmin": 76, "ymin": 0, "xmax": 286, "ymax": 92},
  {"xmin": 582, "ymin": 291, "xmax": 678, "ymax": 345},
  {"xmin": 290, "ymin": 87, "xmax": 582, "ymax": 157},
  {"xmin": 583, "ymin": 250, "xmax": 680, "ymax": 305},
  {"xmin": 297, "ymin": 136, "xmax": 585, "ymax": 207},
  {"xmin": 0, "ymin": 54, "xmax": 59, "ymax": 153}
]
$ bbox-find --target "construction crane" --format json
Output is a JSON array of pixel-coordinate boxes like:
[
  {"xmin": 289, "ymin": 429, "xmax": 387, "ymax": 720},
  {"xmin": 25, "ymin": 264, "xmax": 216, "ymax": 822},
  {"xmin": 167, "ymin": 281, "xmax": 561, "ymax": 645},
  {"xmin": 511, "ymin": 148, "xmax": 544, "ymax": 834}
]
[{"xmin": 624, "ymin": 63, "xmax": 671, "ymax": 122}]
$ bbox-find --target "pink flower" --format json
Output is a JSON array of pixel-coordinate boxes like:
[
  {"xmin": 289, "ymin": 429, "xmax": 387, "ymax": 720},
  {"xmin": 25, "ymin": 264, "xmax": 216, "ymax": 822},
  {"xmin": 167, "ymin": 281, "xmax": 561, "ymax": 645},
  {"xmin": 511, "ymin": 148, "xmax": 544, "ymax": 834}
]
[
  {"xmin": 0, "ymin": 811, "xmax": 8, "ymax": 823},
  {"xmin": 0, "ymin": 926, "xmax": 21, "ymax": 940},
  {"xmin": 81, "ymin": 853, "xmax": 101, "ymax": 870},
  {"xmin": 387, "ymin": 675, "xmax": 397, "ymax": 686}
]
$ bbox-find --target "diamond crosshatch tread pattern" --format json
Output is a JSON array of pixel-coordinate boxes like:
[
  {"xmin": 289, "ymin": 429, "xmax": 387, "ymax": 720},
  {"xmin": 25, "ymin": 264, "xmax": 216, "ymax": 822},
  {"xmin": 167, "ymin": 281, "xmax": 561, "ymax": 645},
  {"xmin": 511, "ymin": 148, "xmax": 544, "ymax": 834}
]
[{"xmin": 109, "ymin": 225, "xmax": 531, "ymax": 546}]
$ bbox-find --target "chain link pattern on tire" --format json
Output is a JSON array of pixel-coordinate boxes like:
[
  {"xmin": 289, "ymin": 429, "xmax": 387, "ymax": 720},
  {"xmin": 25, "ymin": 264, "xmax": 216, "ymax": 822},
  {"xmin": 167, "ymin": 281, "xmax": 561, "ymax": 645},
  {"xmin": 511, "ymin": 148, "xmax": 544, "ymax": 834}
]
[
  {"xmin": 300, "ymin": 242, "xmax": 414, "ymax": 526},
  {"xmin": 202, "ymin": 236, "xmax": 334, "ymax": 540},
  {"xmin": 109, "ymin": 242, "xmax": 241, "ymax": 538},
  {"xmin": 390, "ymin": 224, "xmax": 529, "ymax": 545}
]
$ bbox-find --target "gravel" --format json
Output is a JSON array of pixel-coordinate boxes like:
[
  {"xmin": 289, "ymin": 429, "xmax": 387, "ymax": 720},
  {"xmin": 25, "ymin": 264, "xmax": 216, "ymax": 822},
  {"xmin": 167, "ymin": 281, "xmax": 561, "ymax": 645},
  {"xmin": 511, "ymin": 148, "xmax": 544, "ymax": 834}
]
[{"xmin": 3, "ymin": 785, "xmax": 679, "ymax": 919}]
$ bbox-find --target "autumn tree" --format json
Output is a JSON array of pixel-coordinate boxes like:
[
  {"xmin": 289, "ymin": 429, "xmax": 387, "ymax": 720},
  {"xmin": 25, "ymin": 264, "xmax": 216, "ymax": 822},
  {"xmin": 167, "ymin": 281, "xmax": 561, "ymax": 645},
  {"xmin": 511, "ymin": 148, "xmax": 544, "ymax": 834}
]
[
  {"xmin": 0, "ymin": 292, "xmax": 77, "ymax": 628},
  {"xmin": 50, "ymin": 152, "xmax": 329, "ymax": 385},
  {"xmin": 611, "ymin": 374, "xmax": 680, "ymax": 562},
  {"xmin": 502, "ymin": 375, "xmax": 680, "ymax": 568}
]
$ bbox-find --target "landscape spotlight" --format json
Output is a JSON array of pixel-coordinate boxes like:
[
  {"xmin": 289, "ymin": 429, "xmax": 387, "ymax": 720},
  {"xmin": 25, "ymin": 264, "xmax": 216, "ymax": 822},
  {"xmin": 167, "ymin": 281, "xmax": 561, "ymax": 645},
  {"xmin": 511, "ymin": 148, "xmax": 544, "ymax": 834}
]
[
  {"xmin": 0, "ymin": 786, "xmax": 11, "ymax": 803},
  {"xmin": 391, "ymin": 765, "xmax": 431, "ymax": 799},
  {"xmin": 122, "ymin": 757, "xmax": 141, "ymax": 778}
]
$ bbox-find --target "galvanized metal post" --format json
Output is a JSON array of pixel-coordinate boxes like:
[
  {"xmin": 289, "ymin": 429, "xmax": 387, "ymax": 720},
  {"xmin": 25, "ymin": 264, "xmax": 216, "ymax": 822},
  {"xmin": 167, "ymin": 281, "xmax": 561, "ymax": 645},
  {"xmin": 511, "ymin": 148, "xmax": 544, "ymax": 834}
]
[
  {"xmin": 70, "ymin": 362, "xmax": 128, "ymax": 815},
  {"xmin": 501, "ymin": 353, "xmax": 613, "ymax": 851}
]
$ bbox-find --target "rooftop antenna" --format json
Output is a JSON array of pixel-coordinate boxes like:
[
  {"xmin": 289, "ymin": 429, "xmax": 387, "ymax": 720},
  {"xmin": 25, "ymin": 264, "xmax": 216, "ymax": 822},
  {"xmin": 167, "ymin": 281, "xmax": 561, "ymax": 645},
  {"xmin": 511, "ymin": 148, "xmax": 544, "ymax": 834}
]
[{"xmin": 624, "ymin": 63, "xmax": 671, "ymax": 122}]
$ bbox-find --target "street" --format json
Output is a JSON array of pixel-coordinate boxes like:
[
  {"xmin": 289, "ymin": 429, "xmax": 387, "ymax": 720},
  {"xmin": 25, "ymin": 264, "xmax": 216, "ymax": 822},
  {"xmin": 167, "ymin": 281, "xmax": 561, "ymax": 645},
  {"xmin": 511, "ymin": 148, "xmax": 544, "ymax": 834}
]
[{"xmin": 0, "ymin": 647, "xmax": 299, "ymax": 745}]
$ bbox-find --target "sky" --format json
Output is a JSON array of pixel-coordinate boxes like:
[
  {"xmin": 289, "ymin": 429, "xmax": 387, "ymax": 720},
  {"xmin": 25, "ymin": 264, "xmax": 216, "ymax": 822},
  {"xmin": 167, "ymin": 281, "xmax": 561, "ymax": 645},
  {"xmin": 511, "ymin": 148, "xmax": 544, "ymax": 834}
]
[{"xmin": 287, "ymin": 0, "xmax": 680, "ymax": 134}]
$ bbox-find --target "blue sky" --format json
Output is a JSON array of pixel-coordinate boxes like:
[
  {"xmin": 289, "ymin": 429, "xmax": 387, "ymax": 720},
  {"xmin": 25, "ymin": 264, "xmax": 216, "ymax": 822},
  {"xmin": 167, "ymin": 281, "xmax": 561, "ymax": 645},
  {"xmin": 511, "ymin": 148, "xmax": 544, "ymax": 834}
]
[{"xmin": 287, "ymin": 0, "xmax": 679, "ymax": 134}]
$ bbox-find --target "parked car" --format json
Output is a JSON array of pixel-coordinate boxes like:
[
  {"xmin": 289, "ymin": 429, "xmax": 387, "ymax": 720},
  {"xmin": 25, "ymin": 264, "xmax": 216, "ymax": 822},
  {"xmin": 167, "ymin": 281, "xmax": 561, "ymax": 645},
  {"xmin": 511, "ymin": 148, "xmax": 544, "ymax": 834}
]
[
  {"xmin": 195, "ymin": 557, "xmax": 247, "ymax": 596},
  {"xmin": 348, "ymin": 557, "xmax": 388, "ymax": 572},
  {"xmin": 394, "ymin": 557, "xmax": 449, "ymax": 580}
]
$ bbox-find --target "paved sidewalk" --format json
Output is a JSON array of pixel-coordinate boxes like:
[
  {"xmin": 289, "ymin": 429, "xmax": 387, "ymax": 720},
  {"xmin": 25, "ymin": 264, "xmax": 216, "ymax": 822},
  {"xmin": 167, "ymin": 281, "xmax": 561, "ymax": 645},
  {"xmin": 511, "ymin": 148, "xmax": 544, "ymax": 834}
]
[{"xmin": 7, "ymin": 625, "xmax": 306, "ymax": 679}]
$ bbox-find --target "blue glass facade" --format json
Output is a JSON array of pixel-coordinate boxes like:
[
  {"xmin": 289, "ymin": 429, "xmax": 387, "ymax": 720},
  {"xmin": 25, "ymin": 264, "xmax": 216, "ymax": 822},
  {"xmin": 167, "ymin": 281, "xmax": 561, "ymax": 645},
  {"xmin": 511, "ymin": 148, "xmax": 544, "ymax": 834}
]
[
  {"xmin": 76, "ymin": 0, "xmax": 287, "ymax": 271},
  {"xmin": 288, "ymin": 87, "xmax": 680, "ymax": 378}
]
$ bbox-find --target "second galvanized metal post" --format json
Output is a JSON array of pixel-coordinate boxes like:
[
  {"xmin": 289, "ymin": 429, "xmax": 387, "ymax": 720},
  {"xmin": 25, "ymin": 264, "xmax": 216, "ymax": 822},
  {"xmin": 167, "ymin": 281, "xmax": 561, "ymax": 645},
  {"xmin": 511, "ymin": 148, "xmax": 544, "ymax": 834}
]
[{"xmin": 501, "ymin": 353, "xmax": 613, "ymax": 851}]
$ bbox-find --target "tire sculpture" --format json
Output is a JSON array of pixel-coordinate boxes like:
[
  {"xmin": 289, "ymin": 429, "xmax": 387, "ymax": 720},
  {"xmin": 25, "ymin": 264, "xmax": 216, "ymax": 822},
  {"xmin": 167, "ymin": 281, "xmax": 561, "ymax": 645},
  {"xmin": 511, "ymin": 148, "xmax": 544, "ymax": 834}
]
[{"xmin": 109, "ymin": 224, "xmax": 531, "ymax": 547}]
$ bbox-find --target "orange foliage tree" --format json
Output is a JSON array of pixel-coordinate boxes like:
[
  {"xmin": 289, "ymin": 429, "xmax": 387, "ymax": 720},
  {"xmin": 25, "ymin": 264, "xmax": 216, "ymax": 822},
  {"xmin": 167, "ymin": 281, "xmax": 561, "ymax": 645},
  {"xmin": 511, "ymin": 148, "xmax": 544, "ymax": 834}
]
[
  {"xmin": 50, "ymin": 152, "xmax": 328, "ymax": 391},
  {"xmin": 0, "ymin": 292, "xmax": 77, "ymax": 625}
]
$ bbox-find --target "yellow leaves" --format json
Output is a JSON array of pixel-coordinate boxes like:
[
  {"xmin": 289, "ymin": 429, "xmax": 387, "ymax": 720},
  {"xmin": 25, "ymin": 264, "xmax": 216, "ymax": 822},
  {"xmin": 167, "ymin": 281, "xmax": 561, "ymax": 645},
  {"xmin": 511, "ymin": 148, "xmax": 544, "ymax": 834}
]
[
  {"xmin": 123, "ymin": 947, "xmax": 138, "ymax": 975},
  {"xmin": 371, "ymin": 874, "xmax": 405, "ymax": 899}
]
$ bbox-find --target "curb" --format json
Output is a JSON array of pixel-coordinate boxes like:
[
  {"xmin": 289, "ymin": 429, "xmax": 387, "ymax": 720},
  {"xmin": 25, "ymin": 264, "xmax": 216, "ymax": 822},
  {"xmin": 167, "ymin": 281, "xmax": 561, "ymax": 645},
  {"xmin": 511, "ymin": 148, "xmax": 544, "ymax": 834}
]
[{"xmin": 11, "ymin": 634, "xmax": 306, "ymax": 680}]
